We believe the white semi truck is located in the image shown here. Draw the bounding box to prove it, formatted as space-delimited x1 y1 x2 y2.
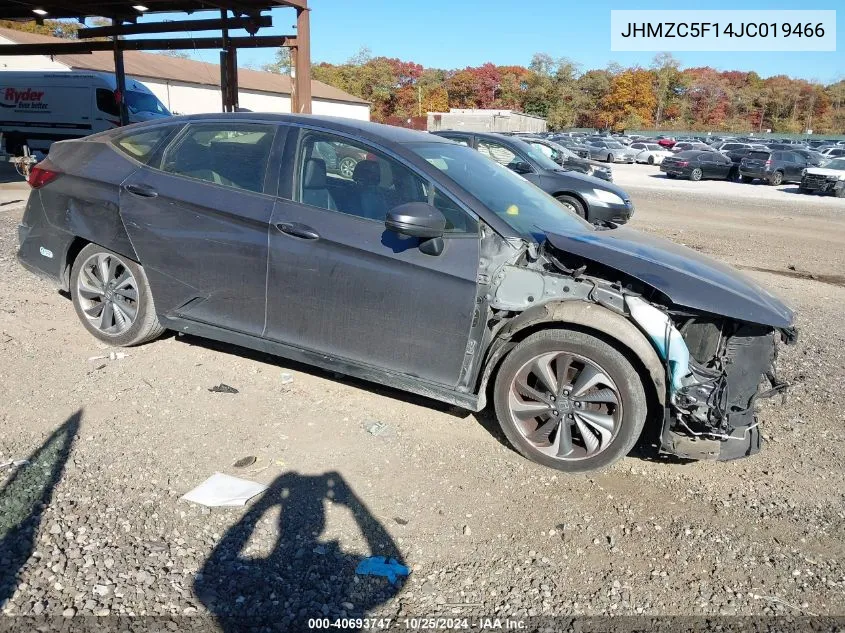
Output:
0 70 170 155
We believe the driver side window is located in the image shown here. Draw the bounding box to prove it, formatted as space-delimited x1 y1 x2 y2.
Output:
296 132 476 233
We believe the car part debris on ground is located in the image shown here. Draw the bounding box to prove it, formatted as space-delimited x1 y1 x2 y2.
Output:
181 473 267 507
208 384 239 394
87 351 128 362
280 372 294 385
364 420 391 436
232 456 257 469
355 556 409 585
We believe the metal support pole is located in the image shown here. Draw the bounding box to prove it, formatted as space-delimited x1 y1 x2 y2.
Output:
293 7 311 114
220 9 230 112
227 45 238 112
112 35 129 126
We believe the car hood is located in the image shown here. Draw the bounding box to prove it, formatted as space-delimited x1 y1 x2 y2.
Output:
805 167 845 177
547 169 629 199
544 227 794 328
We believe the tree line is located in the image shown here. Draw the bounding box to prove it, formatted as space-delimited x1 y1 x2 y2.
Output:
301 48 844 134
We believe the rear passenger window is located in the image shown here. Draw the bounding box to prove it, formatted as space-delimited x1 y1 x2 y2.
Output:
159 123 275 194
114 126 177 164
296 131 476 233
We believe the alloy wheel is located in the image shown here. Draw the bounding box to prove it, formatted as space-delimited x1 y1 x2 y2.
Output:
76 253 139 336
506 352 622 461
338 157 358 179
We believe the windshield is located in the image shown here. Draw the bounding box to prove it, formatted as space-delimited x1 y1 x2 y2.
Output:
408 142 592 241
605 141 623 149
520 141 563 171
824 158 845 170
125 90 170 116
646 144 662 151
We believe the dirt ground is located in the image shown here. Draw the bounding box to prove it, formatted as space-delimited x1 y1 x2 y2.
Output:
1 164 844 626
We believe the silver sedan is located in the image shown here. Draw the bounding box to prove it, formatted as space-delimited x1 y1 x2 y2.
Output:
586 140 637 163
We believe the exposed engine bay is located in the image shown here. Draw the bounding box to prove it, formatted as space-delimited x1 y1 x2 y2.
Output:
479 229 797 462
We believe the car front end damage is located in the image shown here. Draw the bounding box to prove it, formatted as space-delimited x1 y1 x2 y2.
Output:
473 226 796 463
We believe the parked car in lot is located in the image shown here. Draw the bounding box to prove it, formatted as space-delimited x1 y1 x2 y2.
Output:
433 130 631 223
16 113 796 472
628 142 672 165
739 150 809 185
660 150 737 181
656 136 676 149
819 147 845 163
671 142 715 154
798 157 845 197
549 136 591 158
524 138 613 182
586 139 637 163
713 142 752 153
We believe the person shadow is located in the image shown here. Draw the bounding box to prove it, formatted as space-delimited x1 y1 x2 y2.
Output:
0 410 81 608
195 471 407 632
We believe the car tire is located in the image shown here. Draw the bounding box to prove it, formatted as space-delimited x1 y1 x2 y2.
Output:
555 194 586 219
647 155 654 165
835 188 845 199
70 243 165 347
493 329 648 473
690 168 703 181
740 175 754 183
338 156 358 179
769 171 783 186
606 154 614 163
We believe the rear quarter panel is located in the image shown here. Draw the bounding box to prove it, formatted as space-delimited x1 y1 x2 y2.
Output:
46 140 138 251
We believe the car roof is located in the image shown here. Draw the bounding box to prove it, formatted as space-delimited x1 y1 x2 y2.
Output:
122 112 451 146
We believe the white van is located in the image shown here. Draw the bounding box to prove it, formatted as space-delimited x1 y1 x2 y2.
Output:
0 70 170 155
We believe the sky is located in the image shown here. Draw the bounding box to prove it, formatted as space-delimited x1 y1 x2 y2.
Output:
134 0 843 83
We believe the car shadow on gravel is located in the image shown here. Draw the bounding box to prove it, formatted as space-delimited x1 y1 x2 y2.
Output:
177 333 470 419
195 471 406 631
0 410 81 607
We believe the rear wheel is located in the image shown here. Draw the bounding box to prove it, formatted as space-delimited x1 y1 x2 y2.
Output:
70 243 164 346
606 154 614 163
769 171 784 186
647 155 654 165
690 168 703 181
555 194 586 219
338 156 358 179
493 329 648 473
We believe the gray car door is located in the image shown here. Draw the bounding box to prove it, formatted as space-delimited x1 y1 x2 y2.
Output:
118 121 279 336
264 126 480 388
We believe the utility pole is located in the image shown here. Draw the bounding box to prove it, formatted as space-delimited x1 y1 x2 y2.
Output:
418 84 422 117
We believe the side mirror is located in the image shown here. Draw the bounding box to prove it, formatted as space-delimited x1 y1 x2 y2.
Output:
509 161 533 174
385 202 445 239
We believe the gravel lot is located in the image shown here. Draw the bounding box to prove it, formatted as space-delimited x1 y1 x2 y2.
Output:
1 166 844 628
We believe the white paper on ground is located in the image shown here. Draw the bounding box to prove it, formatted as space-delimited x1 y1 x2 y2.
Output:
181 472 268 507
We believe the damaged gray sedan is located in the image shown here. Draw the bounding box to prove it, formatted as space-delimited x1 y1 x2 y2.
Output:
17 114 796 472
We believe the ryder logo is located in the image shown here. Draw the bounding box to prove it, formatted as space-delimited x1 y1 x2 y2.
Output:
0 87 48 109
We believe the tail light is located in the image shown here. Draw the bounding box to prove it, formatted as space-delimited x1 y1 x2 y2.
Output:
28 159 61 189
764 160 772 167
677 161 689 167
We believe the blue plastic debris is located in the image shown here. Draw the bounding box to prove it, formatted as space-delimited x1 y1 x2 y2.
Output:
355 556 409 585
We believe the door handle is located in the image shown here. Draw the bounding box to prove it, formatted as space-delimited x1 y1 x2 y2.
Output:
123 183 158 198
275 222 320 240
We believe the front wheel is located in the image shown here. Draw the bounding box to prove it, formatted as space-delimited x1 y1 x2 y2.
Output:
493 329 648 473
690 168 703 181
70 243 164 346
606 154 614 163
555 194 586 219
769 171 783 186
647 155 654 165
